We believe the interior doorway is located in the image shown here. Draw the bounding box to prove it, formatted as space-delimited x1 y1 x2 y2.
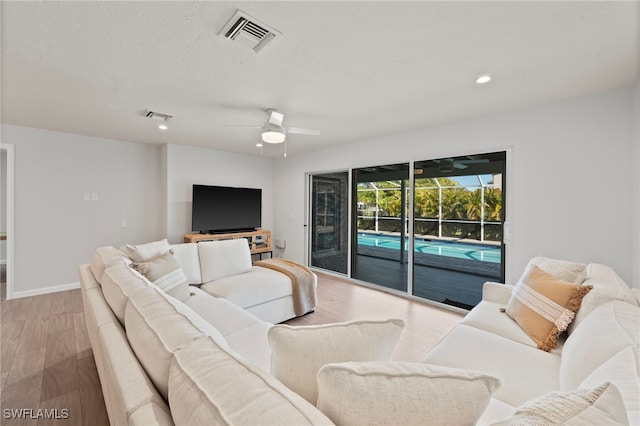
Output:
1 144 15 300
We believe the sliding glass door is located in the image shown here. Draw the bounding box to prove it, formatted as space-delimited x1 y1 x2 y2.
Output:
309 172 349 274
411 152 506 308
352 163 409 292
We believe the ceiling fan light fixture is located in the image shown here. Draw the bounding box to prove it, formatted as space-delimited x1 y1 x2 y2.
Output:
475 74 492 85
261 122 286 143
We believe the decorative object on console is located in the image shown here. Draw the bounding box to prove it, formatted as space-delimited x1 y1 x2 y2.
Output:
268 319 404 405
505 265 592 351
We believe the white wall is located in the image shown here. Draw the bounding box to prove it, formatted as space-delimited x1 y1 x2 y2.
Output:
164 144 274 244
1 125 163 295
1 150 6 262
633 80 640 288
273 87 637 286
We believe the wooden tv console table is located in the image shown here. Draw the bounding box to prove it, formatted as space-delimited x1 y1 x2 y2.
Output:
183 229 272 259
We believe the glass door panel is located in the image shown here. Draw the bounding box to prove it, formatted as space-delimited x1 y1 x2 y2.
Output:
412 152 506 309
310 172 349 274
352 163 410 292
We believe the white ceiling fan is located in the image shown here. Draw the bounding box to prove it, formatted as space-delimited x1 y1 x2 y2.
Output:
227 109 320 145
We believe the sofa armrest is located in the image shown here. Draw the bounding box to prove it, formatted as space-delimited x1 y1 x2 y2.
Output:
482 282 513 305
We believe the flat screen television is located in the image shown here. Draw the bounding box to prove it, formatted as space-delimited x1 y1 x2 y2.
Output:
191 185 262 233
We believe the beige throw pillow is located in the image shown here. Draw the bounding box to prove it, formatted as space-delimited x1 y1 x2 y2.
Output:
505 265 591 351
491 382 629 426
317 361 500 426
131 251 190 302
268 319 404 405
121 238 171 262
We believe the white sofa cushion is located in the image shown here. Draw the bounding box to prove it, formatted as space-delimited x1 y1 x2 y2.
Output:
560 300 640 424
491 382 629 426
100 263 150 325
121 238 171 262
317 361 500 426
522 256 587 284
169 243 202 285
268 319 404 405
90 246 130 283
168 337 334 426
124 286 229 400
423 324 561 408
131 251 191 302
200 266 292 309
569 263 639 334
198 239 252 283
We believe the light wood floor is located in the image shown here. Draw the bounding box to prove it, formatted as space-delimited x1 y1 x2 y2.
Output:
0 289 108 426
0 273 463 424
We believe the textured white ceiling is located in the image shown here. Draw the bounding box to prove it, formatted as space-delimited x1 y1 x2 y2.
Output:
2 1 638 157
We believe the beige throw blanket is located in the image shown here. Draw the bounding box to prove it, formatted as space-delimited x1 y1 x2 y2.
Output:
254 258 316 316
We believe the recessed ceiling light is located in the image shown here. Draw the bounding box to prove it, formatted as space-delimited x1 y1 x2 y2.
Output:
158 123 168 131
256 142 263 147
475 75 492 85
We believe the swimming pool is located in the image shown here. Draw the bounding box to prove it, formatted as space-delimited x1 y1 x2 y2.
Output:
357 233 501 263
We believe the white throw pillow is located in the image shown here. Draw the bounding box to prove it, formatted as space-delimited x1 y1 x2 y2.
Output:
490 382 629 426
520 256 587 284
100 263 150 325
569 263 639 334
198 239 252 283
317 361 500 426
121 239 171 262
268 319 404 405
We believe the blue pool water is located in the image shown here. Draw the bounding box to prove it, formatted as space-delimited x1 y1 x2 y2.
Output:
358 233 501 263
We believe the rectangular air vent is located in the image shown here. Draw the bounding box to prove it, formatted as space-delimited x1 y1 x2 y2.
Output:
219 10 281 54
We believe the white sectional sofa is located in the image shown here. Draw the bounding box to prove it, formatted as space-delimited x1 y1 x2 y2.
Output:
423 257 640 425
80 241 640 425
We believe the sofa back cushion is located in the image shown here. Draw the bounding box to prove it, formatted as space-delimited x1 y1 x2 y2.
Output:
198 239 252 283
569 263 638 334
168 337 334 426
268 319 404 405
560 300 639 423
97 322 174 426
169 243 202 284
101 263 150 325
522 256 587 284
124 286 229 401
90 246 130 284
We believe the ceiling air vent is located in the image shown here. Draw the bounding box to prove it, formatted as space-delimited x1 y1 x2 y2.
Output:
219 10 281 54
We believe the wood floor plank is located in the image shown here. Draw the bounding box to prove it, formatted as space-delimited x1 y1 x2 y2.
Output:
47 312 74 334
1 373 43 426
15 320 50 355
44 329 76 368
38 390 83 426
5 348 46 386
40 357 79 403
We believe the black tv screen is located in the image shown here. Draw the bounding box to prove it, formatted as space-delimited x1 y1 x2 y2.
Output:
192 185 262 233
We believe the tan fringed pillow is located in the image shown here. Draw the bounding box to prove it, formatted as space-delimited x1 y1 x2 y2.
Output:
505 265 591 351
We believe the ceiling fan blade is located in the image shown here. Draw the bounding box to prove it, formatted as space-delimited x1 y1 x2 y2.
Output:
454 163 468 169
267 110 284 126
459 159 490 164
286 127 320 136
224 124 262 128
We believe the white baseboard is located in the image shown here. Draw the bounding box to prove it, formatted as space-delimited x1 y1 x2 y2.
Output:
11 282 81 299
